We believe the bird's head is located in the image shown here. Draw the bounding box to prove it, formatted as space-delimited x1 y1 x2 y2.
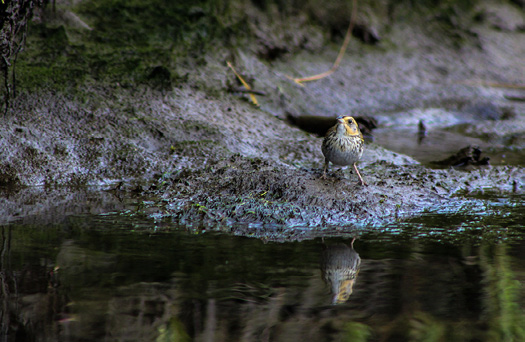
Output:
336 116 360 136
332 278 356 304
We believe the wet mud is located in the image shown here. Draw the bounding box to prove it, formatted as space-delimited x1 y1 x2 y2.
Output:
0 0 524 227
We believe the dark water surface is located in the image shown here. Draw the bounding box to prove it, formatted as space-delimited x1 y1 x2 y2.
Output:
1 193 524 341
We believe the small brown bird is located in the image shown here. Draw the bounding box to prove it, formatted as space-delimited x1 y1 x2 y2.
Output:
321 115 367 185
320 239 361 304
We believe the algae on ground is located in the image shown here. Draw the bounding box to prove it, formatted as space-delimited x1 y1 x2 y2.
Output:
1 0 524 227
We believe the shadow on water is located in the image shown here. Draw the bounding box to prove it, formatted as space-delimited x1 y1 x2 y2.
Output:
1 193 524 341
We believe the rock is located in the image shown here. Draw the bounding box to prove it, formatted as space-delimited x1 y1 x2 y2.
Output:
430 145 490 168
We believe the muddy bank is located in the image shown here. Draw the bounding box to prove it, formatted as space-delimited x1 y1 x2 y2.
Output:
154 153 521 228
0 0 524 227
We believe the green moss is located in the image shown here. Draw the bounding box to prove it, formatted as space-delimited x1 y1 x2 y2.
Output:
12 0 484 95
14 0 246 93
79 0 233 47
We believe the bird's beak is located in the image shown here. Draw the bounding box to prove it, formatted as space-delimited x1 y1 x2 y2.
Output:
337 118 345 124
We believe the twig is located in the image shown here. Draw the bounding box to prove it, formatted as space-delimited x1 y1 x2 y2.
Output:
229 87 267 96
460 80 525 89
288 0 358 85
226 61 259 106
504 95 525 102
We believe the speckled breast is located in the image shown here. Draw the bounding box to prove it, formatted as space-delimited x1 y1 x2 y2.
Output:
322 136 364 166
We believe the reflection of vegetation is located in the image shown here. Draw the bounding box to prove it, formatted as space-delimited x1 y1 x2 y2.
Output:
3 215 525 341
367 241 525 342
343 321 372 342
481 243 525 341
157 318 191 342
409 311 446 342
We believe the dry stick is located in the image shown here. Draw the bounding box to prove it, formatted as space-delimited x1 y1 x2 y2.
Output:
504 95 525 102
2 57 10 115
289 0 358 85
226 61 259 106
233 88 267 96
460 80 525 90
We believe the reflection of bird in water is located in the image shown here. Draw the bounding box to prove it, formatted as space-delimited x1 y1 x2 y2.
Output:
321 238 361 304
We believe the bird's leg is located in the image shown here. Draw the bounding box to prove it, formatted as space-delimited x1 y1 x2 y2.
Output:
353 163 367 186
321 159 330 179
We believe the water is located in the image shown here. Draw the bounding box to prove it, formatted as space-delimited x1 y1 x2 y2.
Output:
1 193 524 342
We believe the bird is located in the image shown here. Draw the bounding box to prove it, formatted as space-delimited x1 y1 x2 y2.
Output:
321 115 367 185
320 238 361 304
